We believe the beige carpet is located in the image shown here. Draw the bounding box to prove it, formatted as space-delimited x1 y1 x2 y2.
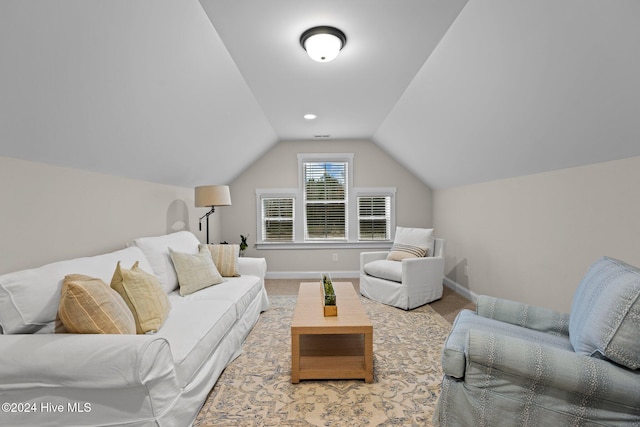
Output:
194 295 453 427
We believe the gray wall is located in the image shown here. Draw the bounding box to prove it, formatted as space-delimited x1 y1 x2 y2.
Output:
433 156 640 312
220 140 433 276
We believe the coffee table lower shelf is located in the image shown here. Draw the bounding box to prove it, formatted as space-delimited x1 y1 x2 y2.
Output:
292 333 373 383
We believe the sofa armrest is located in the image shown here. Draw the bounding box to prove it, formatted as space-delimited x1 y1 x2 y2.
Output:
0 334 176 390
402 256 445 286
360 252 388 274
237 257 267 279
465 329 640 409
476 295 570 337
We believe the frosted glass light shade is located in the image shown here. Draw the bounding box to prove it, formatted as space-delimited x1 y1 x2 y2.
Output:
300 26 346 63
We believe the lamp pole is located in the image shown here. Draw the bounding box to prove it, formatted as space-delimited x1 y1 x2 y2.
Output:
198 206 216 244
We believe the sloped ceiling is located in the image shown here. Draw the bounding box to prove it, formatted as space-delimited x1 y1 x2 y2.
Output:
375 0 640 188
1 0 639 190
0 0 277 187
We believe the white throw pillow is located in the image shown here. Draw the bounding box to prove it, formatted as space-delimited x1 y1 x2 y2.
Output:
387 227 434 261
131 231 201 293
0 247 152 334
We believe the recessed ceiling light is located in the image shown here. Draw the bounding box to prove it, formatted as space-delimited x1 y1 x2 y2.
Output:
304 113 317 120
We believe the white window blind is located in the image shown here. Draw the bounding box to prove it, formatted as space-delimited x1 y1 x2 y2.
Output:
261 197 294 242
303 161 347 240
358 196 391 240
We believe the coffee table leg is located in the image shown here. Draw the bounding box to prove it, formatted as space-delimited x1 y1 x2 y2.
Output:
291 330 300 383
364 330 373 383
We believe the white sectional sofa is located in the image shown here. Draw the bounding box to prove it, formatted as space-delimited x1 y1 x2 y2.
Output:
0 231 269 426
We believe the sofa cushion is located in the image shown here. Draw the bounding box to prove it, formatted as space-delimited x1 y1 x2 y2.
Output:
364 259 403 283
170 274 263 320
0 246 152 334
155 299 237 388
131 231 201 294
387 227 433 261
569 256 640 370
111 261 171 334
58 274 136 334
170 246 224 296
200 244 241 277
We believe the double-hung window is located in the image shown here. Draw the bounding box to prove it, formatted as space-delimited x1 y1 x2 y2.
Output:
303 160 348 240
256 190 295 243
357 195 391 241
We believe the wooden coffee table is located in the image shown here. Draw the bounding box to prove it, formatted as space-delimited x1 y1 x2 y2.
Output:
291 282 373 383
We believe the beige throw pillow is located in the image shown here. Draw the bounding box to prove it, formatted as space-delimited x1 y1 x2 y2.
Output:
170 246 224 296
58 274 135 334
111 261 171 334
200 244 241 277
387 244 429 261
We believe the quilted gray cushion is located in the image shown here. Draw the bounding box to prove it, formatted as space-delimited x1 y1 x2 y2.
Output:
569 256 640 370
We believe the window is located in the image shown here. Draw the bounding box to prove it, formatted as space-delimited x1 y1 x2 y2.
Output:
303 161 347 240
261 197 294 242
358 196 391 240
256 190 296 244
256 154 395 249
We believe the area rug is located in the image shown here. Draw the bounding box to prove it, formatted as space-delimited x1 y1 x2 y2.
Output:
194 296 453 427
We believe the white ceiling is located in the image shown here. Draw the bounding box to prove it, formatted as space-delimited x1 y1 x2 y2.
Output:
1 0 639 189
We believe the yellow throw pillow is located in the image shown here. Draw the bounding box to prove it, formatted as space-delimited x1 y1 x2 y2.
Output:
58 274 135 334
170 246 224 296
111 261 171 334
201 244 241 277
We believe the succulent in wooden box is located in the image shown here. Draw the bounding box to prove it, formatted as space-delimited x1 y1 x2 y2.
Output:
321 273 336 306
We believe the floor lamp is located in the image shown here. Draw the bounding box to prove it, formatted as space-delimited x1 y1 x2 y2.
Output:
195 185 232 244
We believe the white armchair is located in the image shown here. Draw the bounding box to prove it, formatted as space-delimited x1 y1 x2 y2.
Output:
360 238 445 310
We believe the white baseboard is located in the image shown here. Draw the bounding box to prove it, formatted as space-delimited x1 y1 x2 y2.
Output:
443 277 478 303
266 271 360 280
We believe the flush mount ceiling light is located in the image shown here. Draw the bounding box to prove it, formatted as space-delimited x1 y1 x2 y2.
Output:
300 26 347 62
304 113 317 120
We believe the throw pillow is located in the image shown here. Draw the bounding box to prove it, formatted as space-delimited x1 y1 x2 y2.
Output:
569 256 640 370
110 261 171 334
387 227 434 261
200 244 241 277
170 246 224 296
58 274 135 334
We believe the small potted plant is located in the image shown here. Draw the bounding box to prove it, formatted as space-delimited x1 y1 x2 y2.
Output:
239 234 249 256
321 273 337 316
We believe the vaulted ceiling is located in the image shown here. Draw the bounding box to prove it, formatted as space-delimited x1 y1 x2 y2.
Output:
1 0 639 190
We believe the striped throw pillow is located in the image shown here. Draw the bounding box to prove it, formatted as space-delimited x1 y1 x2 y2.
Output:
387 243 429 261
58 274 135 334
111 261 171 334
202 244 241 277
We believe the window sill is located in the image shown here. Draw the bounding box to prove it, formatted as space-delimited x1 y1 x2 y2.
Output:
255 241 393 250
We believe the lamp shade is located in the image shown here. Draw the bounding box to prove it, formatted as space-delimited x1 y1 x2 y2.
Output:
300 26 346 63
195 185 232 207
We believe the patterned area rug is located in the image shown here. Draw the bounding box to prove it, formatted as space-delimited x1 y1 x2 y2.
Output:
194 296 452 427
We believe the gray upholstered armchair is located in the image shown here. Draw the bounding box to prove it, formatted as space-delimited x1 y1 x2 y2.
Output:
434 256 640 426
